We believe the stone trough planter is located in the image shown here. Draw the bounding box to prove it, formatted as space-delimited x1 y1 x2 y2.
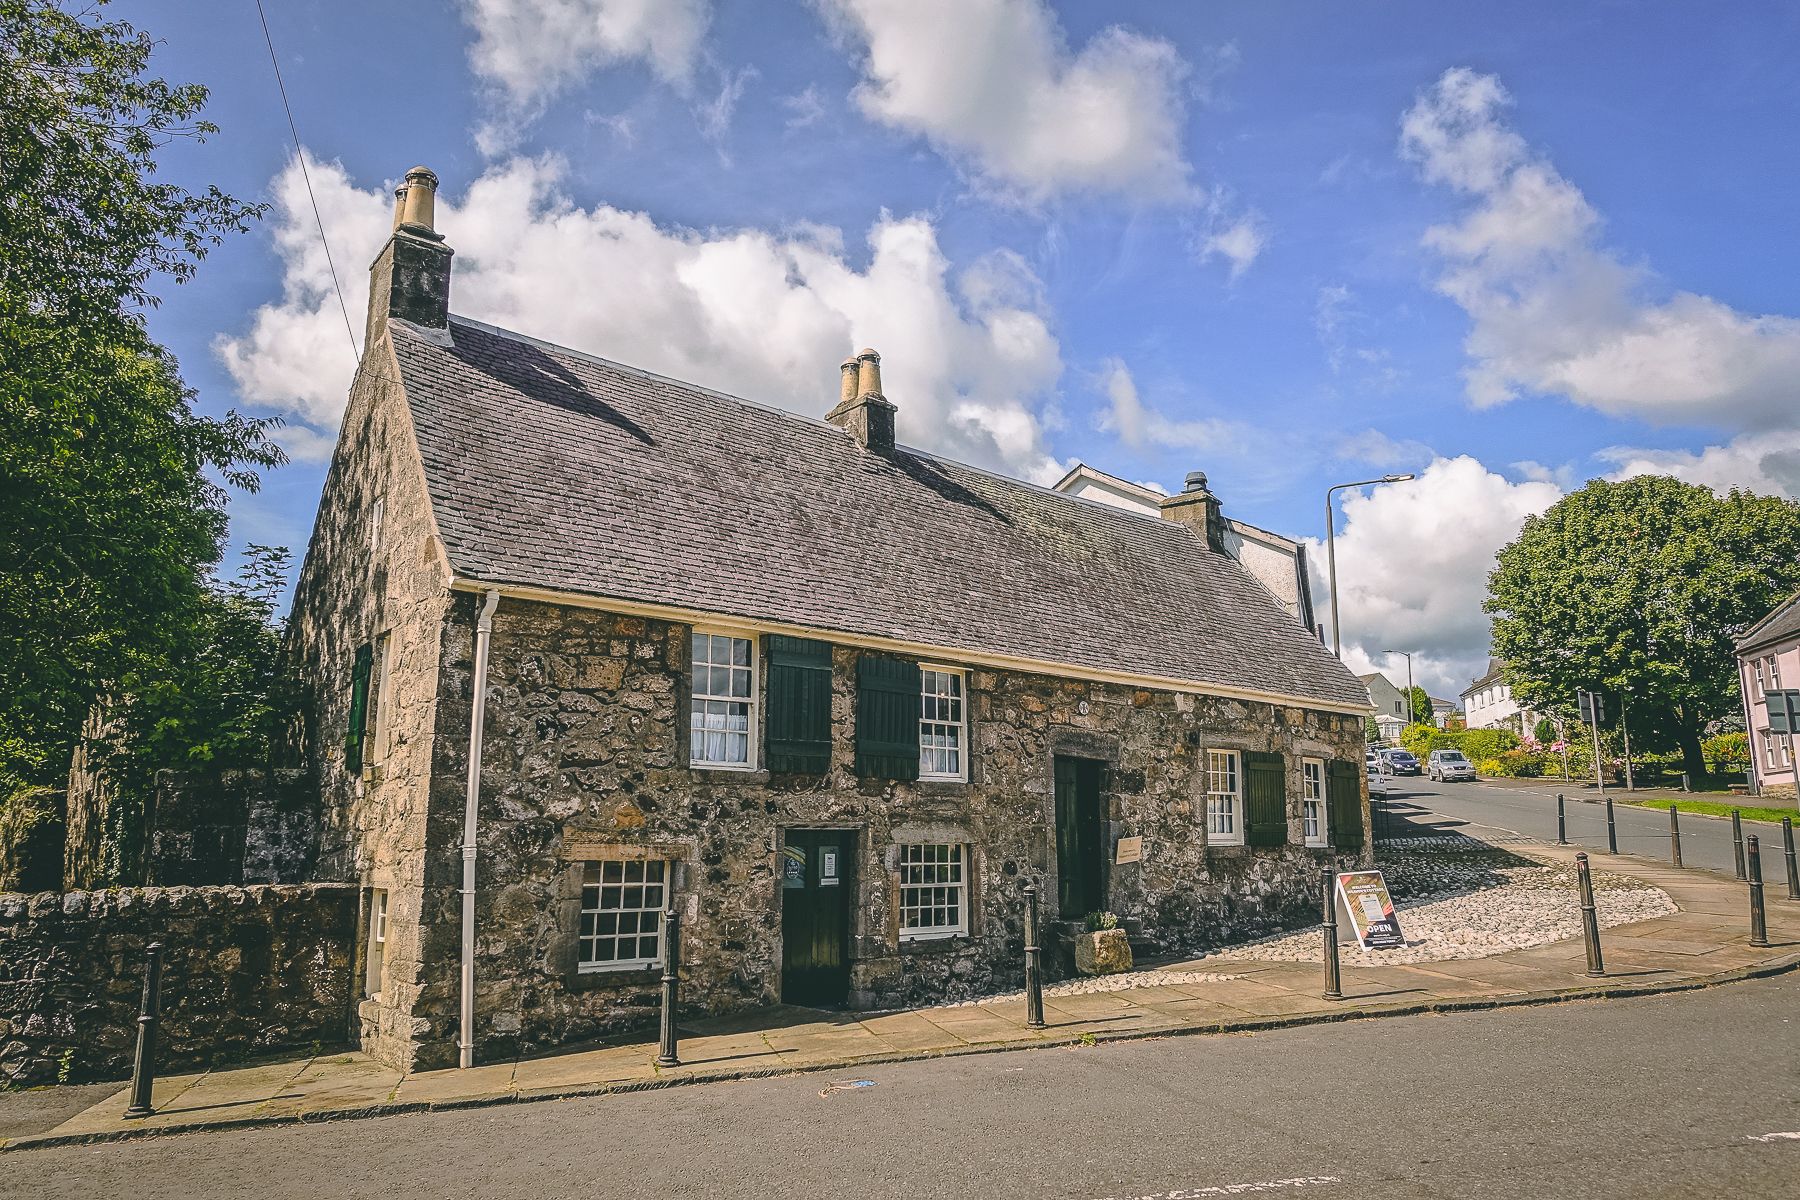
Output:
1074 927 1133 976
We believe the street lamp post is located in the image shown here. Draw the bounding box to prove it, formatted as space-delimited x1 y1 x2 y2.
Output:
1384 650 1415 727
1325 475 1416 658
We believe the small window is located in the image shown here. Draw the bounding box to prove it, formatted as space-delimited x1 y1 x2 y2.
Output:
1301 758 1327 848
919 667 967 781
898 844 967 939
1753 659 1767 700
1770 656 1784 691
365 632 391 767
690 632 754 768
1206 749 1243 845
369 495 385 556
364 889 388 997
579 859 668 971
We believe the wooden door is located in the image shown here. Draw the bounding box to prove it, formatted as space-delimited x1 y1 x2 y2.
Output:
780 829 854 1006
1053 756 1105 917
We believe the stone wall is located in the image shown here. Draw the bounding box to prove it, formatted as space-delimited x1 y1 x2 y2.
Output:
390 596 1367 1071
284 330 458 1070
146 769 318 886
0 788 64 894
0 883 357 1085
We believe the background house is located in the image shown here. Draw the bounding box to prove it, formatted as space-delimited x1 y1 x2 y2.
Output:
1053 464 1318 634
1461 659 1538 733
1737 591 1800 798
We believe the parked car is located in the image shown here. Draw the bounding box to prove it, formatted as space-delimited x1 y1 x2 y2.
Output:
1366 764 1390 796
1428 749 1476 781
1382 748 1421 776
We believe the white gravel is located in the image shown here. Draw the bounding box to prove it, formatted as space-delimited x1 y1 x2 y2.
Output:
1205 854 1676 968
945 968 1246 1008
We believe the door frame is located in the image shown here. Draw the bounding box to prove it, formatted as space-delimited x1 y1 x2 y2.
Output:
1051 753 1109 920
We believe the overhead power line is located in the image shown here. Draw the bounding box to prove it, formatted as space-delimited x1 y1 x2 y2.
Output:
253 0 360 363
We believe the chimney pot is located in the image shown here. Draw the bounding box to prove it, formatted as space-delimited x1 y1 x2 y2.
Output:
1159 467 1227 553
1184 470 1208 494
856 348 883 398
399 165 441 237
392 185 408 231
840 358 859 406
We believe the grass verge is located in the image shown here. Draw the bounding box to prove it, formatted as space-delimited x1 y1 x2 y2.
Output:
1621 797 1798 825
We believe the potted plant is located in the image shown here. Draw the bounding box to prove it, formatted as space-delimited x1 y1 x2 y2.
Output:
1074 911 1133 975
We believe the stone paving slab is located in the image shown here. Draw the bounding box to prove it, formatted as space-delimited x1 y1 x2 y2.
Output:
9 845 1800 1152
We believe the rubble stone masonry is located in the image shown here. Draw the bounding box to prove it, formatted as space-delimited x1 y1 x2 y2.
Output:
391 596 1368 1070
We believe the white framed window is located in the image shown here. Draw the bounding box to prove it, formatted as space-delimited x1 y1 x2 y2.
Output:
366 632 392 765
919 667 967 781
579 859 668 971
1206 749 1242 845
1301 758 1327 848
364 889 388 997
690 631 754 769
897 844 967 939
1753 658 1767 700
1770 656 1784 691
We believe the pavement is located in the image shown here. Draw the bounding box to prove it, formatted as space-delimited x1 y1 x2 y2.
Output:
6 827 1797 1154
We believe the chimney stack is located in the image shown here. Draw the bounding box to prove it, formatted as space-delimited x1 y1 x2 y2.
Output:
1159 470 1228 553
825 347 897 452
367 164 454 349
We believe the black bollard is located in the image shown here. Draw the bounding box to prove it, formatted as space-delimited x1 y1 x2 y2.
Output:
1605 795 1617 854
656 908 681 1068
123 942 165 1119
1556 793 1568 845
1732 810 1746 881
1783 817 1800 902
1023 884 1046 1029
1669 805 1682 868
1321 868 1343 1001
1748 836 1769 949
1575 854 1605 978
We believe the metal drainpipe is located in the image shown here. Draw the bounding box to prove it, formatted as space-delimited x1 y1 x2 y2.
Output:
459 588 501 1069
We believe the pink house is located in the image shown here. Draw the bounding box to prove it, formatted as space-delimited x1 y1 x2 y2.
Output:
1738 590 1800 799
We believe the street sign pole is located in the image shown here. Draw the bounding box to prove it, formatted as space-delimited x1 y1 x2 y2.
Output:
1580 690 1607 797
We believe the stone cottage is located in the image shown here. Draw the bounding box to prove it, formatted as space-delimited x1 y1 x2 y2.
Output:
287 166 1376 1073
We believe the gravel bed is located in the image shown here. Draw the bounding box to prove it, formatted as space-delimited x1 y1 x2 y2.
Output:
1206 852 1676 967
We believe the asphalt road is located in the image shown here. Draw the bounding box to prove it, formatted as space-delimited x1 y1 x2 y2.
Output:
1378 775 1797 880
8 974 1800 1199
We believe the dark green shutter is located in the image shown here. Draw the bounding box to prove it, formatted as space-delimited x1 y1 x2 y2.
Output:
345 644 372 774
1327 759 1364 851
1244 751 1288 847
855 654 920 780
765 635 833 774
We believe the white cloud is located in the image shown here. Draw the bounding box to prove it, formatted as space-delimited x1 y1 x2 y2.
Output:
1094 358 1244 454
1314 284 1401 387
1401 67 1800 429
1198 213 1266 281
461 0 709 105
818 0 1193 202
1597 431 1800 499
1335 429 1433 470
696 65 758 154
218 154 1068 484
1306 456 1562 697
781 84 828 131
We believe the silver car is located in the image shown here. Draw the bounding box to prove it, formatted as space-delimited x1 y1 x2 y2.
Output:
1428 749 1476 781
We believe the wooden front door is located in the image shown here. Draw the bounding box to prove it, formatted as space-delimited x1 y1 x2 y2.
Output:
1053 756 1106 918
780 829 854 1006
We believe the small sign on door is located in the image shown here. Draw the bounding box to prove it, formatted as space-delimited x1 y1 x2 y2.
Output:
820 848 840 886
1114 836 1143 865
781 846 806 889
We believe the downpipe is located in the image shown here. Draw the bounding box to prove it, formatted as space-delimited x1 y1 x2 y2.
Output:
459 589 501 1069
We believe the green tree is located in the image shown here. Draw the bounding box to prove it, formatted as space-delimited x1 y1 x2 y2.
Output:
1486 477 1800 780
1402 686 1432 727
0 0 279 796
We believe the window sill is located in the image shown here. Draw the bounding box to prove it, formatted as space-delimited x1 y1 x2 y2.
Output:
899 932 970 954
689 761 758 774
1206 842 1249 855
569 964 662 991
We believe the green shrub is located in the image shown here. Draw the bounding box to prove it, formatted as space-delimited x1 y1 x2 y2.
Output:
1477 757 1507 777
1702 732 1749 772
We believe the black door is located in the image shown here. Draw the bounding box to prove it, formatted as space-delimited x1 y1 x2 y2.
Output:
781 829 854 1006
1053 756 1106 917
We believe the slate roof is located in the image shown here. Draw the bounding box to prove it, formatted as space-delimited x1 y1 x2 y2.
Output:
390 316 1371 710
1737 591 1800 655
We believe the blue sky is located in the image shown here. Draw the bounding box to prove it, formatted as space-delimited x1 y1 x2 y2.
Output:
130 1 1800 696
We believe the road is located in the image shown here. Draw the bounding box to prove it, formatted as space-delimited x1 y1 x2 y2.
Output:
1378 775 1796 880
7 974 1800 1199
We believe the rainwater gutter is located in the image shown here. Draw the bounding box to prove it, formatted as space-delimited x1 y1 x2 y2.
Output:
458 588 501 1069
